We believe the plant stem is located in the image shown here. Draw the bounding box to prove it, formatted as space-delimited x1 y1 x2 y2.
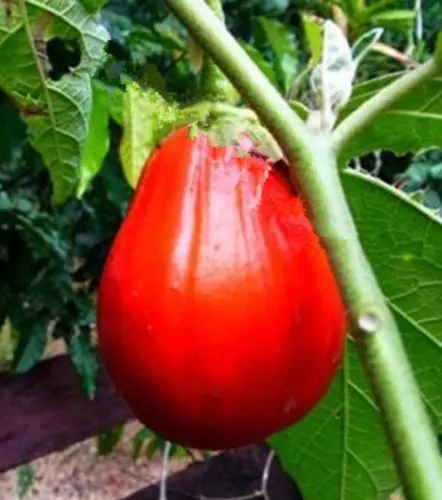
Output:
332 59 438 153
198 0 238 104
165 0 442 497
168 0 315 163
205 0 224 18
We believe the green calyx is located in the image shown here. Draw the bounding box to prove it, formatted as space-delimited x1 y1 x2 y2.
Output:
121 83 286 190
180 101 284 163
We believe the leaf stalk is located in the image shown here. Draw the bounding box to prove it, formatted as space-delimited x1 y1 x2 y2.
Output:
332 59 439 154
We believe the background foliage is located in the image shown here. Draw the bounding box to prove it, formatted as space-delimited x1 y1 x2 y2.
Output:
1 1 441 499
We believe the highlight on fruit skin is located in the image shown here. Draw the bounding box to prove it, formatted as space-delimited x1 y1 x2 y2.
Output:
97 126 347 451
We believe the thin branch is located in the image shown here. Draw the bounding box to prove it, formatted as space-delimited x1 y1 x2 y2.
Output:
260 450 274 500
159 441 172 500
372 42 418 68
198 0 238 104
332 58 439 153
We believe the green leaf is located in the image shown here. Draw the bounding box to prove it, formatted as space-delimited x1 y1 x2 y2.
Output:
370 10 415 33
337 74 442 165
67 328 99 399
255 17 299 95
146 435 165 459
270 170 442 499
0 0 109 203
301 14 322 67
77 81 110 197
81 0 109 13
97 425 124 455
430 163 442 180
337 0 361 18
11 322 47 374
119 83 176 188
93 80 124 125
131 427 153 460
351 28 384 64
289 100 309 121
240 41 279 87
0 320 14 370
188 36 204 74
436 31 442 68
400 162 431 189
139 63 167 94
0 97 27 167
16 464 34 499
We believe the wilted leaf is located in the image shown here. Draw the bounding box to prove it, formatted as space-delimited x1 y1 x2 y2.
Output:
311 20 356 114
119 83 177 188
270 169 442 499
301 14 322 67
0 0 109 203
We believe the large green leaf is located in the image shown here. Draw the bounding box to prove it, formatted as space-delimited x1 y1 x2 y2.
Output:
369 10 414 34
255 16 299 95
77 81 111 197
270 170 442 500
337 73 442 165
240 40 279 88
0 0 109 203
81 0 109 13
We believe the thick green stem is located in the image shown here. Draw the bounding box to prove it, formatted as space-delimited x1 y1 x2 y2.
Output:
198 0 238 104
165 0 442 497
332 59 439 153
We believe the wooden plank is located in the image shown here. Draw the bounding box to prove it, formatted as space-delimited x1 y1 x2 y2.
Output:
123 444 302 500
0 355 134 473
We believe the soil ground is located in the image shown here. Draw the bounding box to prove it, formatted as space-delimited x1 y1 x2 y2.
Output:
0 420 190 499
